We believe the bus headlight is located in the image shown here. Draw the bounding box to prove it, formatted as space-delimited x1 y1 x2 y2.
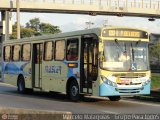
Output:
101 75 117 87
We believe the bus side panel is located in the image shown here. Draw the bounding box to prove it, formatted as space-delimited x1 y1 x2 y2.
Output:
3 61 32 88
3 62 16 86
42 61 80 93
22 62 32 88
42 61 68 92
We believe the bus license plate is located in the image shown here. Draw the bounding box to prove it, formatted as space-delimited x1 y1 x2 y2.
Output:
120 79 131 84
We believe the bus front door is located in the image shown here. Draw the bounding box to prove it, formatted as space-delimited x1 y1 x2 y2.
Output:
81 37 98 94
32 43 43 89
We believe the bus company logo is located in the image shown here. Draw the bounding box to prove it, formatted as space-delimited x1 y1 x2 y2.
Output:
1 114 8 120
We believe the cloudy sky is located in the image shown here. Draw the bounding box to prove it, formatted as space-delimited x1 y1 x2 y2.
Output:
5 12 160 34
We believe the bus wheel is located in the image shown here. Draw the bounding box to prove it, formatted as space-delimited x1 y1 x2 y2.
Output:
17 76 26 94
108 96 121 101
69 81 79 101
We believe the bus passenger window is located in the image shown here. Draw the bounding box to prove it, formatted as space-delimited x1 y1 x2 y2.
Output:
13 45 21 61
4 46 11 62
22 44 31 61
44 41 53 61
66 39 78 61
55 40 65 60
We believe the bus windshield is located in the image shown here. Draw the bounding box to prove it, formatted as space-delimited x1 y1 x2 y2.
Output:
102 40 149 71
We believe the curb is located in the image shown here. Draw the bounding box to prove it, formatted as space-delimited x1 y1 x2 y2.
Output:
0 107 72 120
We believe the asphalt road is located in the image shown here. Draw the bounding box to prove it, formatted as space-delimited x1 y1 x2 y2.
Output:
0 82 160 114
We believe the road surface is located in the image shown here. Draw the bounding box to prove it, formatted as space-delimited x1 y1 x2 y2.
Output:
0 82 160 114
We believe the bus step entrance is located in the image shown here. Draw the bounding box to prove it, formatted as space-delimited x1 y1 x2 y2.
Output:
84 80 92 88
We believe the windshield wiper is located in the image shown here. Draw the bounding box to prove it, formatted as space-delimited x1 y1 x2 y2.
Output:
131 43 134 62
114 39 124 53
135 40 141 47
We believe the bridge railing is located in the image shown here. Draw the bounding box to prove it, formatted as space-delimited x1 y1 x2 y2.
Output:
10 0 160 10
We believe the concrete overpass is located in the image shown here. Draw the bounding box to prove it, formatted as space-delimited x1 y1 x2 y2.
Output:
0 0 160 18
0 0 160 41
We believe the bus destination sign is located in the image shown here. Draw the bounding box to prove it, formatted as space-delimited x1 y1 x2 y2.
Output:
102 29 148 38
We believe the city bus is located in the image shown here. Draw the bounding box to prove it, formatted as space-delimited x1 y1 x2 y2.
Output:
1 27 150 101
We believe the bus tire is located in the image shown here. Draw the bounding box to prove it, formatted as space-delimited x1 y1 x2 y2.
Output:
108 96 121 101
69 81 79 101
17 76 26 94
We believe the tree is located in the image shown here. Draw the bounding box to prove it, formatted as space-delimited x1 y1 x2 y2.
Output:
149 43 160 65
26 18 40 32
10 18 61 39
20 28 36 38
10 22 36 39
26 18 61 35
40 23 61 34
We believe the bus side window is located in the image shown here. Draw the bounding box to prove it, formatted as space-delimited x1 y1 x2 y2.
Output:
66 38 79 61
55 40 65 61
21 44 31 61
44 41 53 61
4 46 11 62
12 45 21 61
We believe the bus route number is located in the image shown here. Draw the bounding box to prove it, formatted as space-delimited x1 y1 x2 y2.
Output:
45 65 61 74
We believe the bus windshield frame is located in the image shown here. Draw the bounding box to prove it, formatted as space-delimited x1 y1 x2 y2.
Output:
101 40 149 72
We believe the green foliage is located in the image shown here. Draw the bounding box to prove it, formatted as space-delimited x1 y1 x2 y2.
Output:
149 43 160 65
40 23 61 34
20 28 36 38
10 26 36 39
149 43 160 58
10 18 61 39
151 73 160 89
26 18 40 32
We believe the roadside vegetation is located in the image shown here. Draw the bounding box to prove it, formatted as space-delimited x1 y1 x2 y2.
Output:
151 73 160 90
10 17 61 39
149 43 160 90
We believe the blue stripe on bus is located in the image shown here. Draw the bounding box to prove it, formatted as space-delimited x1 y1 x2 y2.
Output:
3 62 30 76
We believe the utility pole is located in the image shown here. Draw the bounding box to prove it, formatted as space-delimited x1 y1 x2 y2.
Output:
16 0 20 39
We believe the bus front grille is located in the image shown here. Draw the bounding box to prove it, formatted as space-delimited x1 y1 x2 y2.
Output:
117 83 141 85
117 88 142 93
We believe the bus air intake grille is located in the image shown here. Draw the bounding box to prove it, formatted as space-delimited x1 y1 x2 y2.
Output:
117 88 142 93
117 83 141 85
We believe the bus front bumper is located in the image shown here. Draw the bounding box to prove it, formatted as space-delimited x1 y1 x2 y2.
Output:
99 82 150 96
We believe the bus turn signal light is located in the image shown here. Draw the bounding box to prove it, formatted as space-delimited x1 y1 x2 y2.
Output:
68 63 78 68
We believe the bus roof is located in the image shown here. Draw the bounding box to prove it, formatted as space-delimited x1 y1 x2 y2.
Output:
3 26 148 44
3 28 101 44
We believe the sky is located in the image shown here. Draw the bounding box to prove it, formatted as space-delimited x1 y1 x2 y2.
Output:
1 12 160 34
